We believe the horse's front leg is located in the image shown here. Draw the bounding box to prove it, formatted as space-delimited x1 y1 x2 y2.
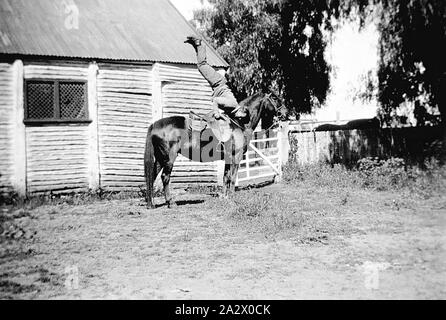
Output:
222 163 231 198
229 149 243 194
229 163 240 194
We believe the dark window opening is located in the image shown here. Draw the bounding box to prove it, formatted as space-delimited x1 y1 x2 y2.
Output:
25 79 89 124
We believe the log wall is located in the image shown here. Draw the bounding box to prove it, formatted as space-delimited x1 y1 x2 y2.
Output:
1 61 222 196
24 62 90 194
97 63 153 191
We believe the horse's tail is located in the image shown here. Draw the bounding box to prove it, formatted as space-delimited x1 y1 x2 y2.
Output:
144 124 155 208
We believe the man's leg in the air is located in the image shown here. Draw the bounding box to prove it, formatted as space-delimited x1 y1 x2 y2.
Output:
185 36 225 88
185 36 247 118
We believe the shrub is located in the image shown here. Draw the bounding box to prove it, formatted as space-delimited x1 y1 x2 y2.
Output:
210 187 353 242
406 159 446 199
283 157 446 197
283 161 359 190
222 190 304 235
357 157 408 190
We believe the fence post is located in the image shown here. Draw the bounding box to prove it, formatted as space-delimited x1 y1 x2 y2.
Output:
278 121 290 168
276 122 290 182
87 62 100 191
246 152 250 179
11 60 26 197
152 63 163 121
216 160 224 186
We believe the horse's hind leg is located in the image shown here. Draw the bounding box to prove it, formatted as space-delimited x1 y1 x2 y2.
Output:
161 162 175 208
148 161 162 208
144 130 158 209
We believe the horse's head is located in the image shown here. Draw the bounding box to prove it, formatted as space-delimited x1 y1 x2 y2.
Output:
260 92 284 130
239 91 284 131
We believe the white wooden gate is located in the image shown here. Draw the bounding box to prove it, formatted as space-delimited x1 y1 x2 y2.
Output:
236 128 283 186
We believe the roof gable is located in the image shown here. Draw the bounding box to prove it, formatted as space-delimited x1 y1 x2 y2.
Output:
0 0 228 67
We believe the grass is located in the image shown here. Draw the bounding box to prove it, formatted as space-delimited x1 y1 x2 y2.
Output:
1 159 445 299
207 158 446 241
0 187 151 212
282 158 446 197
2 157 445 244
208 187 355 242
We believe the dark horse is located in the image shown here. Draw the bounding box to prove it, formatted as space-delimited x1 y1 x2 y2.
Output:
144 92 279 208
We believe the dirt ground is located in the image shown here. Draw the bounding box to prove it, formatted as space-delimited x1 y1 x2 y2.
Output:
1 182 445 300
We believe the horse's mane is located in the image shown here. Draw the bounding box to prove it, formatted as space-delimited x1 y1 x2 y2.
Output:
239 92 264 110
234 92 276 130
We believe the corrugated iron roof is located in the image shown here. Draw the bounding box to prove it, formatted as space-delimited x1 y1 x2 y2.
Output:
0 0 228 67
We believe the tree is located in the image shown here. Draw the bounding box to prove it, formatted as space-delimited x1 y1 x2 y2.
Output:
337 0 445 157
331 0 445 127
375 1 446 127
193 0 282 102
278 0 332 114
195 0 446 128
194 0 335 117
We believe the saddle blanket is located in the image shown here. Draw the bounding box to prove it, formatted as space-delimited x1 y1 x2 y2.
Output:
189 111 231 142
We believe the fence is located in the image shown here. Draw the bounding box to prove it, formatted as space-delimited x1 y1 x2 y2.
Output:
289 125 444 167
236 129 281 186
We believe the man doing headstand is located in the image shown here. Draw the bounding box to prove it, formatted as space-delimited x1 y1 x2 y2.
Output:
184 35 247 119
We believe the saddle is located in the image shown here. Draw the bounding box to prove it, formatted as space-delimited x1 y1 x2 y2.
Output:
189 110 232 142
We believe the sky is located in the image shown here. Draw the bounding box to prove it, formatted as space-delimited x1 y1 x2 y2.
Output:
315 21 379 122
171 0 379 122
170 0 209 21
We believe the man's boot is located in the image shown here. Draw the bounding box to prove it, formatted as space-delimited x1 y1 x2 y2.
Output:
184 35 202 47
233 105 247 118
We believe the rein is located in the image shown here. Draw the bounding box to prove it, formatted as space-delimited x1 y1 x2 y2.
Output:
228 116 244 129
262 93 283 132
264 93 285 114
190 110 244 130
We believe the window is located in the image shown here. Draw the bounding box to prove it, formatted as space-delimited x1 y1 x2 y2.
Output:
25 79 89 123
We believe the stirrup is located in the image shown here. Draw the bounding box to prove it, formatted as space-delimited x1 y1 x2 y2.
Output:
189 110 207 131
190 110 205 121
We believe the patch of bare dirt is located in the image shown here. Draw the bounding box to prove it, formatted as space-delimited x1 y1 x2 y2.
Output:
1 184 445 299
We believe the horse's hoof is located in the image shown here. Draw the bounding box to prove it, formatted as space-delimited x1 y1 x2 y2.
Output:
167 201 177 208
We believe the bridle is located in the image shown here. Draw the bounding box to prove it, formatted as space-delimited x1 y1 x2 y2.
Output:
264 93 277 112
262 93 285 131
232 92 285 131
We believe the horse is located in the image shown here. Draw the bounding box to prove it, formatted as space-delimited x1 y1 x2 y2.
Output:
143 92 280 208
